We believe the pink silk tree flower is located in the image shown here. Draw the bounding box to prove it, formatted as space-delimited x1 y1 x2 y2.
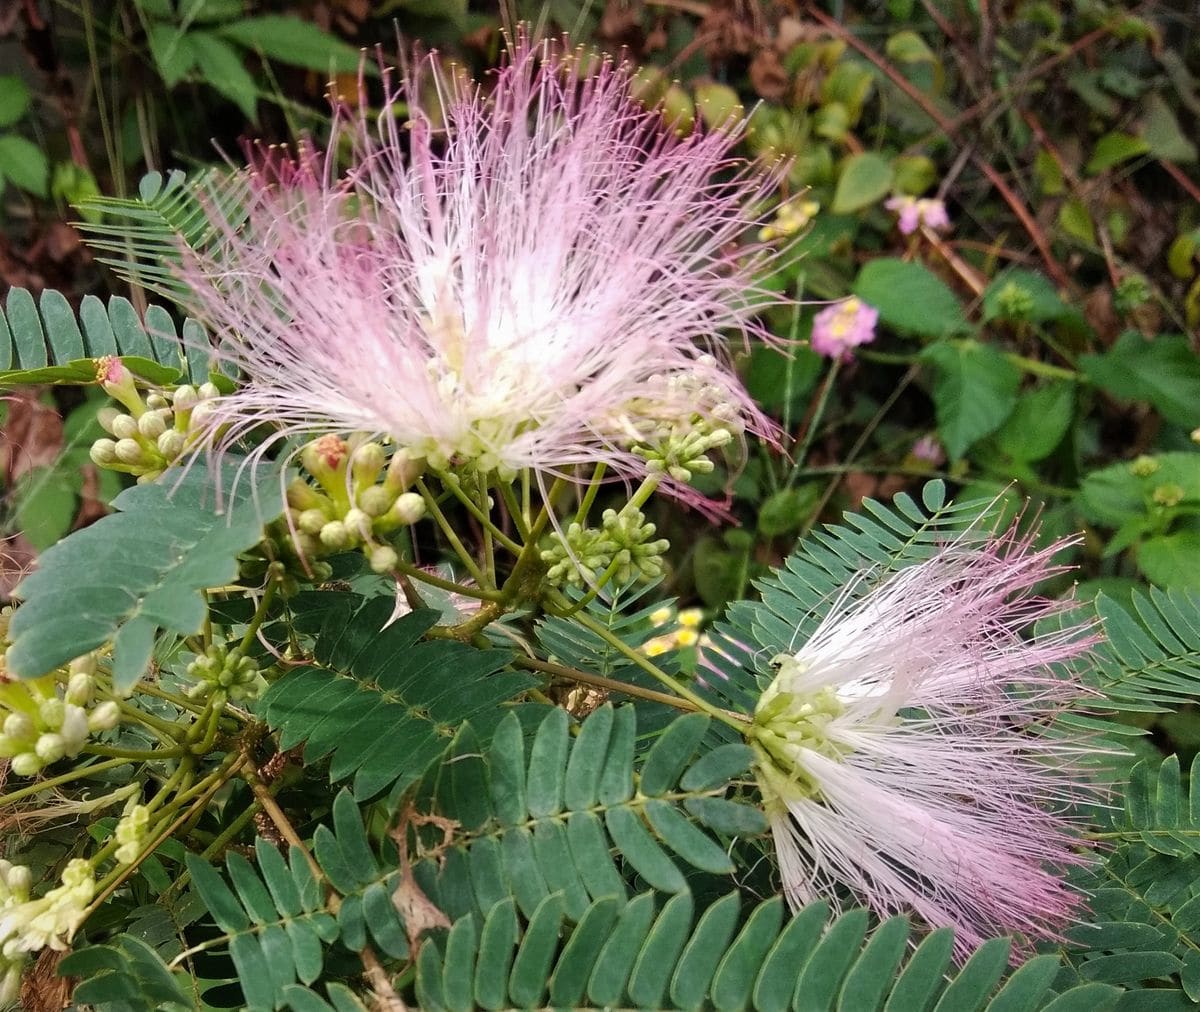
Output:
750 529 1101 958
885 194 951 235
176 36 788 495
810 297 878 361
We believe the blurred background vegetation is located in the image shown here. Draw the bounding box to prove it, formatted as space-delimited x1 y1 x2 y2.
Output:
1 0 1198 754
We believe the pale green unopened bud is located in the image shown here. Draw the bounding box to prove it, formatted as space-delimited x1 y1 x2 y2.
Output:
66 672 94 706
352 442 386 484
369 546 399 574
110 413 139 439
358 485 394 518
343 509 369 541
3 713 33 740
4 864 30 898
114 438 145 465
172 385 199 411
190 401 218 429
298 509 328 534
10 752 42 776
90 439 118 465
1153 483 1185 508
35 733 66 763
97 406 122 434
198 382 221 400
1130 455 1160 478
138 410 168 439
146 393 169 410
69 654 97 677
88 701 120 732
391 492 426 525
320 521 349 550
0 735 18 759
286 479 326 511
60 704 89 748
385 448 423 492
39 698 65 730
157 430 185 459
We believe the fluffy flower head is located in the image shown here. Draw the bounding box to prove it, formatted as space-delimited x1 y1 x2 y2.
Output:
750 528 1100 957
810 297 878 361
179 35 786 493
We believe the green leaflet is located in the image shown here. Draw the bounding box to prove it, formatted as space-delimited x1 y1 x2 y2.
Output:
6 460 280 690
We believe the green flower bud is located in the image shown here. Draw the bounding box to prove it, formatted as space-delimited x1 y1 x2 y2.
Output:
88 701 120 732
298 508 328 534
39 698 65 730
369 545 399 574
358 485 394 518
352 442 386 485
1130 455 1160 477
90 439 119 465
343 509 369 541
0 735 19 759
35 733 66 763
145 393 170 410
286 479 327 511
69 654 97 677
157 430 186 459
198 382 221 400
3 713 34 740
172 385 199 411
385 448 423 492
10 752 43 776
320 521 350 550
66 672 94 706
391 492 426 525
110 413 139 440
138 410 168 439
114 438 145 465
1153 483 1185 508
97 406 122 434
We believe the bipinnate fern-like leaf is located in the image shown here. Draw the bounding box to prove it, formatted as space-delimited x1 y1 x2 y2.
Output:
76 169 239 302
414 891 1122 1011
258 596 537 800
1061 754 1200 1002
5 460 281 690
0 284 211 387
410 704 767 929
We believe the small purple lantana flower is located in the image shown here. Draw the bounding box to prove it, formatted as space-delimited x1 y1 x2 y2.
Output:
885 194 951 235
748 527 1102 958
810 297 878 361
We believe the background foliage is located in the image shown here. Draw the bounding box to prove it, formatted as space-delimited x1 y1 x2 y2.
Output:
1 0 1199 1009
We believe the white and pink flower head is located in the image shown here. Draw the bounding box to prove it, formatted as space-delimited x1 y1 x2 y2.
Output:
750 525 1103 958
177 33 789 498
885 194 952 236
810 297 878 361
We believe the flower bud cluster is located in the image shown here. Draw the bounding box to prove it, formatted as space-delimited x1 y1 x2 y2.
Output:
283 436 427 575
0 655 120 778
759 199 819 242
542 506 670 587
993 281 1036 322
185 644 266 703
89 361 223 482
612 360 739 483
114 804 151 865
0 858 96 1001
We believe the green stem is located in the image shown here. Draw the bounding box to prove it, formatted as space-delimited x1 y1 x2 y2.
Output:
860 347 1080 382
114 698 185 741
393 557 504 601
0 756 135 809
626 475 662 514
551 558 623 618
568 607 748 731
83 744 186 761
239 575 280 655
573 463 608 526
416 478 489 587
785 358 839 491
515 655 706 713
497 480 532 542
436 473 523 554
